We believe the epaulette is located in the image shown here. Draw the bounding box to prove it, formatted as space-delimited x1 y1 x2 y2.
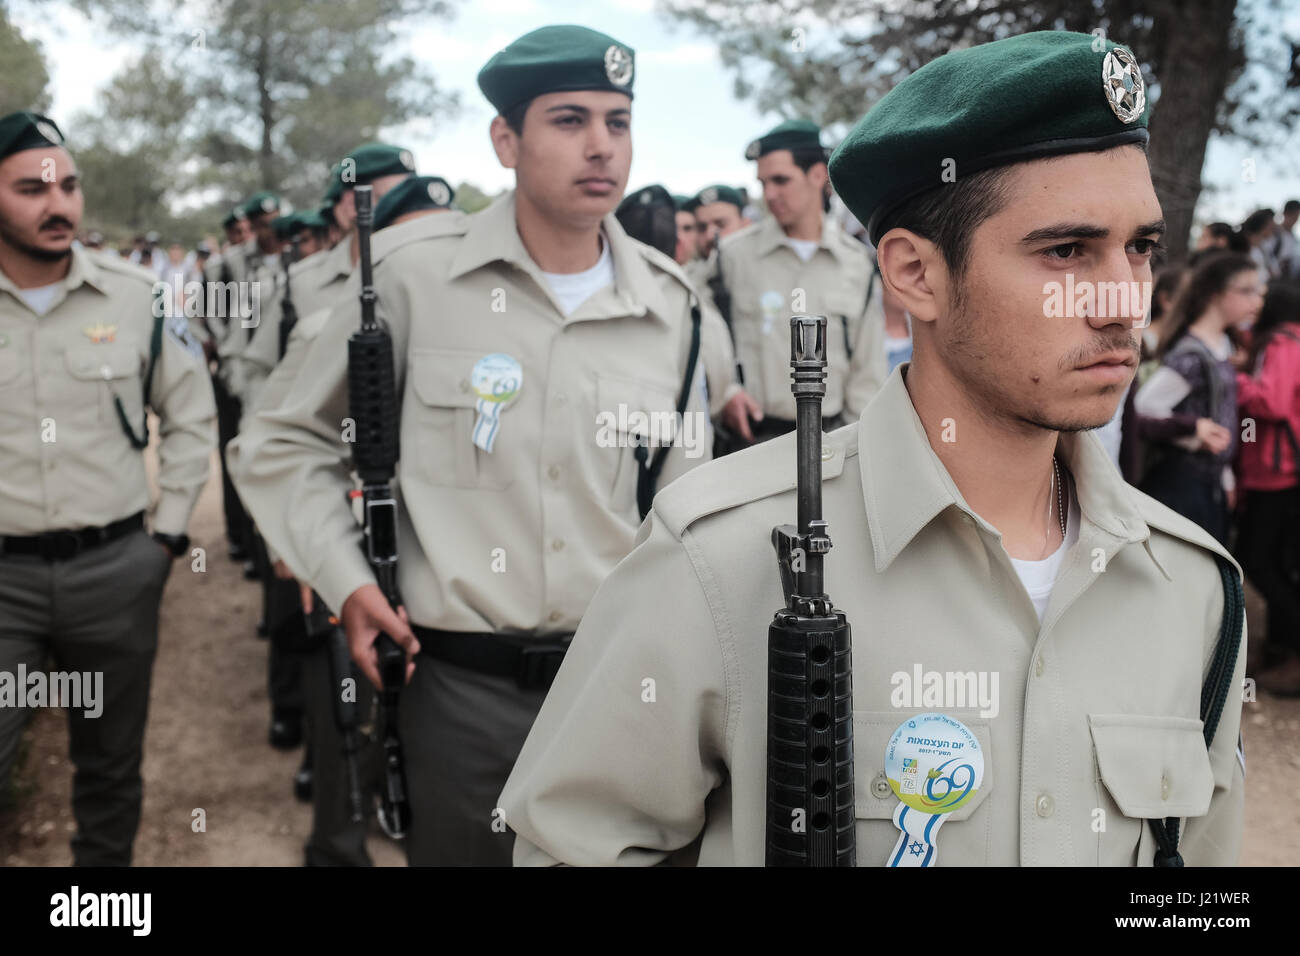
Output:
90 253 158 287
372 210 469 265
654 420 858 539
1130 487 1241 576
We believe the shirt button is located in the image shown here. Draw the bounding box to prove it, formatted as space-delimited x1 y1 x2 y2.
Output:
821 444 833 461
548 610 562 623
1160 774 1170 800
871 774 891 799
1034 654 1045 677
458 379 470 393
551 538 564 551
547 464 561 480
1035 793 1055 818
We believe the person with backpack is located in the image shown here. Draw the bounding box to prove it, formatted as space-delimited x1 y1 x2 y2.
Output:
1236 281 1300 693
1135 252 1264 543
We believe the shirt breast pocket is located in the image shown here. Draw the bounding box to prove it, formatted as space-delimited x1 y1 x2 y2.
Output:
1089 713 1214 866
851 710 994 866
64 344 142 427
596 373 678 515
406 348 512 491
0 348 21 389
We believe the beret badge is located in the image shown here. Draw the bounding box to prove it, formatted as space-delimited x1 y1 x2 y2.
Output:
604 45 633 87
1102 47 1145 124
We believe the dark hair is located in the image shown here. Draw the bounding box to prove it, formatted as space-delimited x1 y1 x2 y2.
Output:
1206 222 1234 240
1156 252 1257 360
1242 209 1275 235
1246 280 1300 367
789 146 831 213
503 99 531 136
1151 265 1186 321
1285 200 1300 216
874 164 1016 281
616 195 677 259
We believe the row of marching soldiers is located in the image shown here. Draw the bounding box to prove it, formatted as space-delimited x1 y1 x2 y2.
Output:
201 148 461 865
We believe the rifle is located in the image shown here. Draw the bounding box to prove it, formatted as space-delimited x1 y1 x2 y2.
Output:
347 184 410 840
766 314 856 866
304 594 366 825
278 235 301 361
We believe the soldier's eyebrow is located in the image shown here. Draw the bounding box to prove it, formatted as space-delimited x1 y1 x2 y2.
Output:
544 104 630 119
1020 218 1166 243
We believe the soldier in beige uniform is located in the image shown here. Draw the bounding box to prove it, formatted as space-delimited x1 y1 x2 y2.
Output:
498 32 1248 866
0 112 215 866
231 26 711 865
714 120 886 445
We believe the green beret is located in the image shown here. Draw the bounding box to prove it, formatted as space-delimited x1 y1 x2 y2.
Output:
334 142 416 189
242 190 281 218
744 119 823 161
477 25 635 115
271 213 298 240
322 165 345 204
829 31 1151 244
0 111 65 161
221 206 248 229
374 176 456 231
617 184 672 217
691 184 745 212
671 193 692 211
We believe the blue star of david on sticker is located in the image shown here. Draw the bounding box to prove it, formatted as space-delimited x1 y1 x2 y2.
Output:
910 841 924 856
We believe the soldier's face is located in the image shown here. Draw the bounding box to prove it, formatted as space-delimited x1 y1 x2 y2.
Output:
497 90 633 227
0 147 83 262
695 201 745 255
757 152 825 228
938 146 1160 432
225 221 249 245
674 211 698 264
333 191 356 234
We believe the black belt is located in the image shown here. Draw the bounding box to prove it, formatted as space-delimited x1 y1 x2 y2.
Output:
412 626 573 691
1 512 145 561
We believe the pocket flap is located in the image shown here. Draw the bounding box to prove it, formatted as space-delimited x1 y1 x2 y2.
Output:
596 374 677 435
852 711 993 822
65 344 137 381
409 348 485 409
1089 713 1213 819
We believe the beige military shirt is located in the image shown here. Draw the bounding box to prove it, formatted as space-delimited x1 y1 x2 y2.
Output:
499 365 1247 866
0 247 216 536
717 214 886 421
229 191 711 630
233 239 354 421
215 242 282 398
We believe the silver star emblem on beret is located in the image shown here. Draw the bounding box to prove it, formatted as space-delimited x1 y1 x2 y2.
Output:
34 120 62 145
700 187 718 205
399 149 415 170
427 180 450 206
604 45 633 88
1101 47 1145 124
261 197 276 212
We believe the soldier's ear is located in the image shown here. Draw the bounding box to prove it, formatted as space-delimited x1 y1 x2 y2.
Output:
877 227 947 328
490 115 520 170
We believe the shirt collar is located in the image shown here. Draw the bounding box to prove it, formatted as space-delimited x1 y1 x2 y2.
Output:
857 364 1166 577
0 245 110 309
754 211 852 266
448 189 672 324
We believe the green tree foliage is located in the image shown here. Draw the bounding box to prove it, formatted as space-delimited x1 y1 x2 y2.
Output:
0 7 52 113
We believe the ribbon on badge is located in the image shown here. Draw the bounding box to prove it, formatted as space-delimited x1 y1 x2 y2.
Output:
470 353 522 453
883 712 984 868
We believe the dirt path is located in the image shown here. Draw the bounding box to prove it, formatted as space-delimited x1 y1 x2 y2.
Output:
0 448 1296 865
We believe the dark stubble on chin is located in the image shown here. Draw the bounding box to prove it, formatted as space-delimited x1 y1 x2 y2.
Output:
0 219 74 263
945 282 1131 435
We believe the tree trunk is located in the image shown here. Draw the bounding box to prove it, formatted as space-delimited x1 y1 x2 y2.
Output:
1145 0 1238 260
256 7 274 189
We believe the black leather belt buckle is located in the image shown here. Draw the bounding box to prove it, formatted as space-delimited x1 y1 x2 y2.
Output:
516 637 572 691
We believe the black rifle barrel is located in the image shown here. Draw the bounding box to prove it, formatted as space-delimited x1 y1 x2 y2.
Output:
765 314 856 867
347 184 410 840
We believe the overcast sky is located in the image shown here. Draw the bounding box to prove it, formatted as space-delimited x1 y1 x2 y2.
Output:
13 0 1300 230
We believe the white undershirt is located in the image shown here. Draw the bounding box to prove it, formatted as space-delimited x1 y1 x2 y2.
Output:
540 234 615 316
15 282 61 315
1006 479 1082 624
784 237 819 262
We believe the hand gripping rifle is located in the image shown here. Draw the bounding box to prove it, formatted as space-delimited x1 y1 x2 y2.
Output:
766 315 856 867
277 235 301 361
347 184 410 839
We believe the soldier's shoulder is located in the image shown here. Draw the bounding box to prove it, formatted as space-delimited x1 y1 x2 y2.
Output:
90 252 159 288
373 210 470 265
717 220 762 256
653 421 859 540
1127 484 1239 576
631 238 695 294
288 247 330 278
